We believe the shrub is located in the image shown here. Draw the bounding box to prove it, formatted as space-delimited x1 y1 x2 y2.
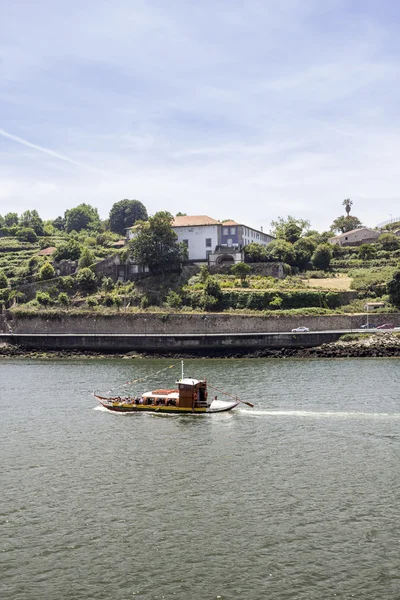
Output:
17 227 38 243
39 262 55 280
165 290 182 308
0 269 8 289
87 297 98 307
102 276 114 292
36 291 51 306
58 292 70 307
76 267 97 292
58 276 75 290
54 240 82 262
311 244 332 270
78 247 96 269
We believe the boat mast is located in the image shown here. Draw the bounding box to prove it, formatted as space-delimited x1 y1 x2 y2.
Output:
181 360 184 380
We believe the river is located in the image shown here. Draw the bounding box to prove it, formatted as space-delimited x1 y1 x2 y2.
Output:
1 357 400 599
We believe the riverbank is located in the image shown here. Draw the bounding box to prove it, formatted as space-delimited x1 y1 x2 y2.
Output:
2 334 400 359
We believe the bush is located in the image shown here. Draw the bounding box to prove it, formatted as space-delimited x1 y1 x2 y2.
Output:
17 227 38 243
165 290 182 308
0 269 8 289
78 247 96 269
87 297 98 307
36 291 52 306
58 276 75 290
58 292 70 307
311 244 332 270
39 262 55 280
102 276 114 292
76 267 97 292
54 240 81 262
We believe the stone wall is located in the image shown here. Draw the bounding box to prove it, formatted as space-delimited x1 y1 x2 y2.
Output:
8 311 400 335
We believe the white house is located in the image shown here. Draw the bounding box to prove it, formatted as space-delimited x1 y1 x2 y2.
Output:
329 227 380 246
172 215 274 264
127 214 274 265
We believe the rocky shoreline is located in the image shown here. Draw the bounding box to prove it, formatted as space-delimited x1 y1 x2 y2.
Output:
1 334 400 359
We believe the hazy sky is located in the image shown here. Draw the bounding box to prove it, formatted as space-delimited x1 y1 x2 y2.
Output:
1 0 400 232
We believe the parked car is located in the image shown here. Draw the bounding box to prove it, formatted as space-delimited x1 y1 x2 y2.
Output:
376 323 394 329
360 323 376 329
291 326 310 332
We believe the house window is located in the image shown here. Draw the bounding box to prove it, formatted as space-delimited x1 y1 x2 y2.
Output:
205 238 212 247
182 239 189 247
230 227 236 234
345 236 348 240
223 227 229 235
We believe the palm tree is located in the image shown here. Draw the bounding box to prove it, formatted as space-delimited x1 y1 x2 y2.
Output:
342 198 353 217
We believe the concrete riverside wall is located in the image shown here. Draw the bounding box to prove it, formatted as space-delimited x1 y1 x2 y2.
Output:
6 311 400 334
0 332 344 352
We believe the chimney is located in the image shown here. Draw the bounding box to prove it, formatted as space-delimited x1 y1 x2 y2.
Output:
261 226 263 232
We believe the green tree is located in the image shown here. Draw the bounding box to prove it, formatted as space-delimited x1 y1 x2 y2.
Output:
311 243 332 270
129 211 185 274
4 212 19 227
52 216 65 231
19 210 45 235
331 215 363 233
54 240 82 262
198 265 210 283
0 269 9 289
58 292 70 307
176 212 187 216
358 244 376 260
293 237 317 270
78 247 96 269
378 233 399 251
36 291 51 306
342 198 353 216
39 262 55 280
270 216 310 242
265 239 296 265
109 199 148 235
230 262 251 285
76 267 97 292
64 203 101 233
17 227 38 243
243 242 268 262
387 270 400 306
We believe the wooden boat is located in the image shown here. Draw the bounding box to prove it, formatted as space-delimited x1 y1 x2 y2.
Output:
94 374 240 414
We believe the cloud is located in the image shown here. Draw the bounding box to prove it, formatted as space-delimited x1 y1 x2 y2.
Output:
2 1 400 230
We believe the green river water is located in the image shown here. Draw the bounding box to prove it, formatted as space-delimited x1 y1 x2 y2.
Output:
1 357 400 600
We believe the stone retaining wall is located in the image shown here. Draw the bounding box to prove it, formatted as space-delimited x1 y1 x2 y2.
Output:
7 311 400 334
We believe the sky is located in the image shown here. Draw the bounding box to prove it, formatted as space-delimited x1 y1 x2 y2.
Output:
1 0 400 232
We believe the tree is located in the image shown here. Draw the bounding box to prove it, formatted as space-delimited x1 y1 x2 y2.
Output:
76 267 97 292
78 247 96 269
39 262 55 280
109 199 148 235
52 216 65 231
293 237 316 270
244 242 268 262
36 291 51 306
4 212 19 227
176 212 187 216
378 233 399 251
230 262 251 285
64 204 101 233
342 198 353 216
358 244 376 260
54 240 82 262
331 215 363 233
58 292 70 307
387 270 400 306
270 216 310 242
19 210 44 235
0 269 8 289
265 239 296 265
129 211 185 273
311 243 332 270
17 227 38 243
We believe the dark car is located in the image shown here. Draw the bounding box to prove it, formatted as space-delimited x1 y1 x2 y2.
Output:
376 323 394 329
360 323 375 329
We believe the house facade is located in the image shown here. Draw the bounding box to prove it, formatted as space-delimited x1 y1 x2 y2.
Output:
329 227 380 246
126 214 274 265
171 215 274 264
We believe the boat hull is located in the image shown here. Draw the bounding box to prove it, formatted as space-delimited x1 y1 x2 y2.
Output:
94 395 239 414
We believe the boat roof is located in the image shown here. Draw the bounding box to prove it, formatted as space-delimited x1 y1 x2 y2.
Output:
177 378 203 386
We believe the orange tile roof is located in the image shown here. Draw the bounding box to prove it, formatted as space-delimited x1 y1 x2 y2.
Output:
38 246 56 256
221 220 239 226
172 215 220 227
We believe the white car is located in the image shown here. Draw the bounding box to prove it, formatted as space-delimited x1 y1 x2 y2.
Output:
291 326 310 332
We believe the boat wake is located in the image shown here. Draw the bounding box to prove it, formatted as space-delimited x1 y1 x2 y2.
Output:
238 409 400 420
